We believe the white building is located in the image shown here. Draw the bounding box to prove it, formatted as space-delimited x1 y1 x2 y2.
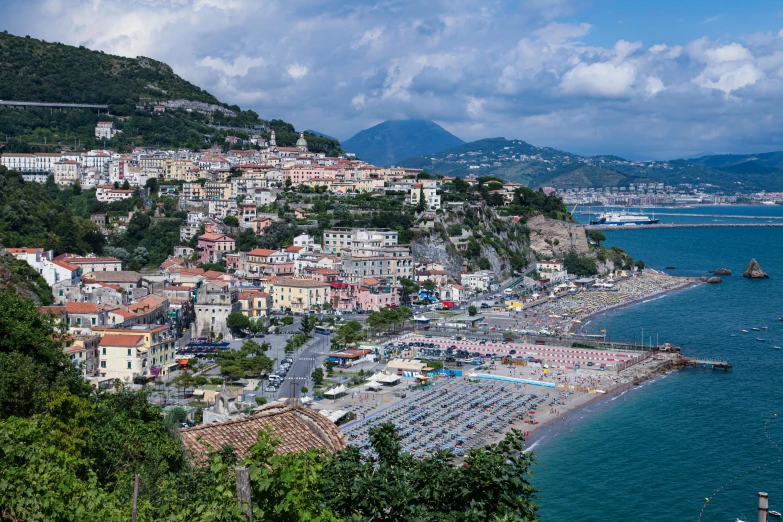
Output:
95 122 117 139
96 185 135 203
460 270 497 293
410 180 441 210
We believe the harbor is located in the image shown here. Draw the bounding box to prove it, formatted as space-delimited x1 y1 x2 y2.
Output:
586 222 783 230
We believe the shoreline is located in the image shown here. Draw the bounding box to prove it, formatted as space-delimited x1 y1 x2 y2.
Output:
574 277 701 335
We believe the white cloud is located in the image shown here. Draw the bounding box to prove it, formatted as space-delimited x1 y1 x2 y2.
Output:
705 43 753 63
534 22 591 45
702 15 720 24
560 61 637 97
613 40 643 63
197 55 265 77
287 63 309 80
351 27 385 51
645 76 665 95
694 63 764 94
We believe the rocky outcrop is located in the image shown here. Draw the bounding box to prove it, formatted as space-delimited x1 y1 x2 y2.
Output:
707 277 722 284
709 268 732 275
410 236 464 280
743 259 769 279
527 214 589 258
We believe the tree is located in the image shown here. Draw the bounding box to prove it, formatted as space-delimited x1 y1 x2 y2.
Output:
300 386 308 394
173 371 194 399
636 259 646 270
311 367 324 386
468 305 478 316
324 360 336 375
226 311 250 330
588 230 607 244
255 396 268 406
422 279 437 302
281 316 294 326
299 314 315 337
398 277 420 305
121 180 131 190
428 361 444 370
193 375 208 387
332 320 364 348
222 215 239 227
145 177 158 192
563 250 598 277
416 187 426 212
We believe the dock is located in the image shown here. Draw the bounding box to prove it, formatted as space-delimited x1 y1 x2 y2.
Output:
682 358 732 371
585 223 783 231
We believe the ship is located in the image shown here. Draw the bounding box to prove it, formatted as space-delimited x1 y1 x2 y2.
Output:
589 211 660 226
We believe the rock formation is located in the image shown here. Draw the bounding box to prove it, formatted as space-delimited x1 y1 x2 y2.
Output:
527 214 589 258
743 259 769 279
707 277 722 284
710 268 732 275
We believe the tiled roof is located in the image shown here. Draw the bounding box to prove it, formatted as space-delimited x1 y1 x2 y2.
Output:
98 333 145 347
179 404 346 462
65 302 102 314
248 248 276 257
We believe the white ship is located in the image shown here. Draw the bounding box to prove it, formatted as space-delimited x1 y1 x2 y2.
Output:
589 211 659 226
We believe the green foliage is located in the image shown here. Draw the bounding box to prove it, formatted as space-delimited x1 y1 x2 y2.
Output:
0 252 53 304
588 230 607 244
468 305 478 316
281 315 294 326
226 311 250 330
255 396 268 407
331 320 364 348
366 306 413 336
311 368 324 386
563 250 598 277
0 167 106 254
216 339 274 380
223 215 239 227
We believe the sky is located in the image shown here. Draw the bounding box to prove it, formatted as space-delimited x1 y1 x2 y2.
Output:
3 0 783 159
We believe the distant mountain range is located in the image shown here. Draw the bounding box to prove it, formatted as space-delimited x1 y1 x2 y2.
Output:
397 137 783 192
342 119 464 167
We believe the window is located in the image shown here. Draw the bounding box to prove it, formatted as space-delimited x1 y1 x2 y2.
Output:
59 289 63 296
92 318 96 325
101 361 106 368
102 347 106 355
127 348 131 356
127 361 132 369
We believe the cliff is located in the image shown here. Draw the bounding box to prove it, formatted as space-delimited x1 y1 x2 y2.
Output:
527 214 589 258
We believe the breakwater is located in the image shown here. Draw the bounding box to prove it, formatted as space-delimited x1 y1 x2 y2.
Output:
586 223 783 231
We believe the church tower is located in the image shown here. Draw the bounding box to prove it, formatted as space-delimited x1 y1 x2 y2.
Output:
269 130 277 148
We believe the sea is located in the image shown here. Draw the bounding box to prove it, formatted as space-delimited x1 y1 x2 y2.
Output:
533 206 783 521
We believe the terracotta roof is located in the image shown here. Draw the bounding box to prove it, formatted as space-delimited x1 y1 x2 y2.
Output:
38 306 66 316
361 277 380 285
179 404 346 462
285 246 304 252
98 333 145 347
107 308 137 319
50 259 79 271
6 247 43 255
199 233 234 242
238 289 271 300
65 302 102 314
248 248 276 257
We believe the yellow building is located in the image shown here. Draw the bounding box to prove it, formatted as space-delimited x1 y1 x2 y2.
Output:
164 159 199 181
183 183 206 200
273 277 331 313
238 289 273 319
93 325 179 378
204 181 233 200
97 333 148 382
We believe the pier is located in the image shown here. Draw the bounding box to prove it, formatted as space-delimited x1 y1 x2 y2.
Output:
682 358 732 371
585 223 783 231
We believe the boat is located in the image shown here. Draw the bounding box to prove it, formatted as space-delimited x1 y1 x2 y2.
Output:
761 326 769 330
752 327 761 331
757 338 766 342
770 510 781 517
774 346 781 350
589 211 660 226
741 330 749 333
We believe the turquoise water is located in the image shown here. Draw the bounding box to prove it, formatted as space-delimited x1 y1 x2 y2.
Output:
533 219 783 521
576 204 783 225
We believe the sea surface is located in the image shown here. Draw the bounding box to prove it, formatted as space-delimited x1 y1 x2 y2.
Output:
534 206 783 521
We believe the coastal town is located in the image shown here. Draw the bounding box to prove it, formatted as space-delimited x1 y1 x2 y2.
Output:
0 126 697 456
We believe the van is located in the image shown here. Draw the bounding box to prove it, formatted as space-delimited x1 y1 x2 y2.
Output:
503 288 513 295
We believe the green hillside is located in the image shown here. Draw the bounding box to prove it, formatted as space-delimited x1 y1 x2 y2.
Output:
0 32 342 155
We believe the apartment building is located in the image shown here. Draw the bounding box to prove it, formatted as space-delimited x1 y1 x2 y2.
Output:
322 228 399 254
340 246 413 283
93 325 179 379
273 278 331 313
194 282 239 340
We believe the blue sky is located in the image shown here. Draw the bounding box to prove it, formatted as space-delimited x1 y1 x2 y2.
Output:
2 0 783 159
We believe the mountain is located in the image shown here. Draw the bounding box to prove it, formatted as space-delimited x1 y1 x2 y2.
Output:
342 119 464 166
306 129 337 141
398 137 783 192
0 32 342 155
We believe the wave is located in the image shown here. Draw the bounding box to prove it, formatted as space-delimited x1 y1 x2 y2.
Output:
526 437 545 451
611 390 629 401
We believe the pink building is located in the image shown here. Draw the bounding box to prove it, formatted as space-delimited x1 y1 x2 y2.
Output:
197 233 235 264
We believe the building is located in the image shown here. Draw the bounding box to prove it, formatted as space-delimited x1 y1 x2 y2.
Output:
60 255 122 272
460 270 497 293
322 228 399 254
340 246 413 282
410 180 441 210
193 282 239 340
96 185 135 203
197 233 236 264
82 271 143 291
179 403 346 462
53 160 82 186
238 289 273 320
95 122 117 139
93 325 179 379
97 333 148 382
273 277 331 313
64 334 100 378
65 302 108 331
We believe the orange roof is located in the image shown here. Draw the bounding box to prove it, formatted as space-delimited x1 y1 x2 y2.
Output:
98 334 144 347
285 246 304 252
107 308 136 319
198 233 234 242
65 302 102 314
238 289 271 300
247 248 275 257
50 259 79 271
6 247 43 255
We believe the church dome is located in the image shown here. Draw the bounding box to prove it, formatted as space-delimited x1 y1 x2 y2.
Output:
296 132 308 149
